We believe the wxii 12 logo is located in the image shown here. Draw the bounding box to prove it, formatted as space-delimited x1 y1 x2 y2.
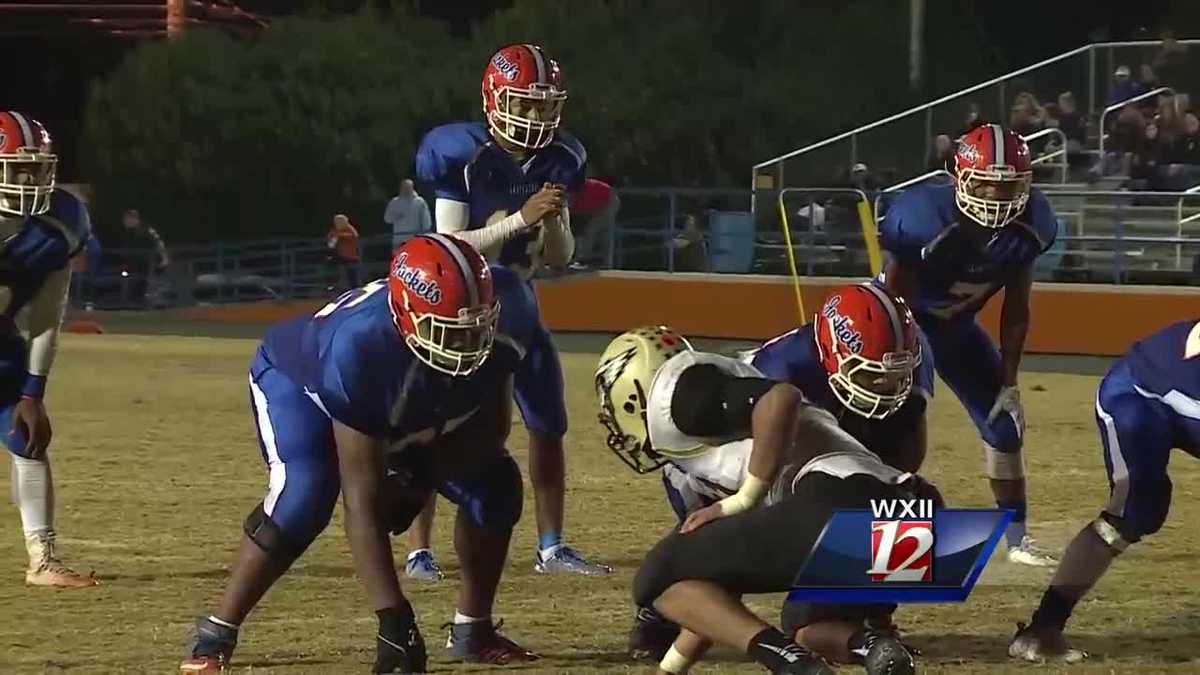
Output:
789 500 1013 604
868 498 934 583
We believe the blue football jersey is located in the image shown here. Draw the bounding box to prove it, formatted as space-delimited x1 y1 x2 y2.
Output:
751 323 934 458
1126 319 1200 403
260 265 544 445
879 181 1057 320
415 122 586 272
0 188 90 322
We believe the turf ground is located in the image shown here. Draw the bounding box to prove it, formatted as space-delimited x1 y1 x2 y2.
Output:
2 322 1200 674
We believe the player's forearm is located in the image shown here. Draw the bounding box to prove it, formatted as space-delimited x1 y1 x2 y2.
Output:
748 383 805 479
999 305 1029 387
334 424 403 610
435 198 529 254
658 629 711 674
342 492 404 611
541 206 575 268
25 267 71 394
999 270 1034 386
883 259 921 309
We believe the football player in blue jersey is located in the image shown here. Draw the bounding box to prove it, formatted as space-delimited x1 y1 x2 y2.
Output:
628 285 933 668
1010 319 1200 662
880 123 1058 566
0 111 96 588
180 235 551 674
409 43 608 578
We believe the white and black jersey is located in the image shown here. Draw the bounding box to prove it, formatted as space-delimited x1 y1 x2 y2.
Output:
647 350 904 507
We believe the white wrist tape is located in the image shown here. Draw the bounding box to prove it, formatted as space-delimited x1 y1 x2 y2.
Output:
717 474 769 516
658 645 694 674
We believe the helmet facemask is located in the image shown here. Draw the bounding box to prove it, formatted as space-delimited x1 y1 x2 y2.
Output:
488 83 566 150
827 348 918 419
0 146 56 217
402 298 499 376
595 369 664 474
955 168 1031 229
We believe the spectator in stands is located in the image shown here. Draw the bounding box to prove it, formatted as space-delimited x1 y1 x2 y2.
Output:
326 213 361 293
120 208 169 306
961 102 983 135
1169 111 1200 164
672 214 708 272
1138 64 1161 97
570 178 619 269
1055 92 1087 147
383 179 431 249
1153 30 1190 91
927 134 954 171
1109 65 1137 105
1130 121 1170 190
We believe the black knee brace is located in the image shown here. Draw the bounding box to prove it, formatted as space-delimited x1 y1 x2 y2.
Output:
243 503 300 559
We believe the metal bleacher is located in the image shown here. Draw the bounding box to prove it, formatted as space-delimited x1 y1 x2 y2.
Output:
751 39 1200 285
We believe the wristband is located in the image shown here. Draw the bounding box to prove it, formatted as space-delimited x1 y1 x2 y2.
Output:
22 374 46 400
716 474 768 516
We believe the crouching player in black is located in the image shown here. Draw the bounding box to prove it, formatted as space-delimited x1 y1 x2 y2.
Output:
596 326 925 675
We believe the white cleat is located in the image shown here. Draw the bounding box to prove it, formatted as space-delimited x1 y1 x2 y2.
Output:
1007 536 1057 567
1008 622 1087 663
24 532 98 588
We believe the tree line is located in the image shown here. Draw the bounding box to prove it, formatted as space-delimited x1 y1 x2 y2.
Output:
82 0 994 242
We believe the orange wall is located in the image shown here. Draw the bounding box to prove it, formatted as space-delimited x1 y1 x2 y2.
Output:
535 272 1200 356
185 272 1200 357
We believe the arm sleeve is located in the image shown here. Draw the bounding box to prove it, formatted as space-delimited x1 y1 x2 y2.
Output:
23 266 72 395
436 198 529 253
669 364 776 439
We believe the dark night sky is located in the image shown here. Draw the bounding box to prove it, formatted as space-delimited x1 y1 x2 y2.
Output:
0 0 1194 179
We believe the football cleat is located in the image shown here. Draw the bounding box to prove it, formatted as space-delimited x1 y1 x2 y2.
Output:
24 532 97 587
180 617 238 674
627 606 680 661
1007 536 1058 567
534 545 611 576
404 550 444 582
444 619 538 664
1008 622 1087 663
856 630 916 675
774 649 836 675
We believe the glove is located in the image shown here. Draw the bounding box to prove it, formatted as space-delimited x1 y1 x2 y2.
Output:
375 606 427 674
986 385 1025 437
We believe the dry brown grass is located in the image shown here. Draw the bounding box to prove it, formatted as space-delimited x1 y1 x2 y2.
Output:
2 332 1199 673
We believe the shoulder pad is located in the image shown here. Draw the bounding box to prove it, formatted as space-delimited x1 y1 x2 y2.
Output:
1021 188 1059 251
880 183 956 257
415 122 490 183
42 189 92 255
550 129 587 172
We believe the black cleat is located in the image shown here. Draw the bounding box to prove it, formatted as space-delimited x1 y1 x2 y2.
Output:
628 606 681 661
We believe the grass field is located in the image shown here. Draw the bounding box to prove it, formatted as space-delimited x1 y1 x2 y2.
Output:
2 328 1200 674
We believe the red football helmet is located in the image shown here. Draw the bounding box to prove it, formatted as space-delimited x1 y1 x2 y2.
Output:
481 44 566 150
814 284 921 419
389 234 499 376
0 111 56 218
954 124 1032 228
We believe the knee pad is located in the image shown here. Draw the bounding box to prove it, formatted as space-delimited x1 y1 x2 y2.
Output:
984 444 1025 480
447 453 523 531
1094 511 1143 552
243 503 301 559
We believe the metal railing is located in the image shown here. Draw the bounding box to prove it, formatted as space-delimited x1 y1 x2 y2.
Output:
751 39 1200 213
1024 127 1069 183
1097 86 1174 159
